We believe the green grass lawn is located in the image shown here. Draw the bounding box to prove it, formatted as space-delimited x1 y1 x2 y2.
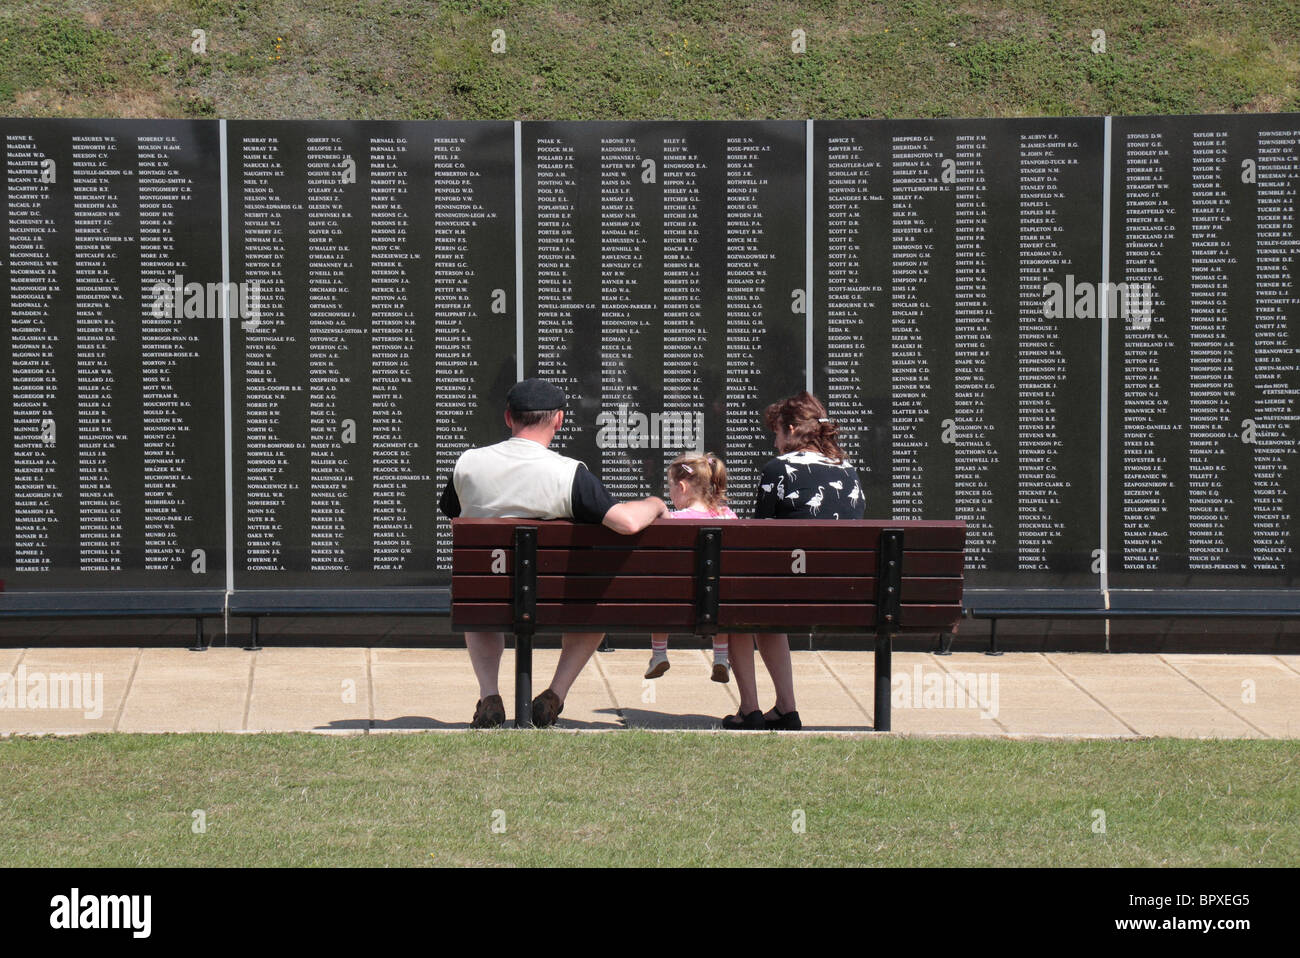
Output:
1 732 1296 866
0 1 1296 120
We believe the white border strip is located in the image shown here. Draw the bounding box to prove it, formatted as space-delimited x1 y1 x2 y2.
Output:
514 121 525 381
805 119 814 394
1099 115 1112 641
219 118 235 598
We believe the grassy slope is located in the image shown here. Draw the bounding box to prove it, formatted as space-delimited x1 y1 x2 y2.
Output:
0 1 1297 121
1 733 1297 866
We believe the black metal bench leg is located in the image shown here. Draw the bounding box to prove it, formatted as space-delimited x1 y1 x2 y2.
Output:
190 617 205 652
513 526 538 728
515 631 533 729
245 616 262 652
873 528 903 731
874 630 892 732
935 631 954 655
986 618 1004 656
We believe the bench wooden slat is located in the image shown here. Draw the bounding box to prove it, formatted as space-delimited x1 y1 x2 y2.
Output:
450 574 946 603
724 551 876 576
452 602 697 629
723 603 961 631
453 602 883 630
897 577 964 603
902 552 964 577
454 549 698 576
717 604 877 629
454 576 695 601
452 518 966 551
721 577 874 601
453 549 964 577
898 604 965 629
724 578 958 604
452 601 962 632
704 522 964 551
453 519 698 549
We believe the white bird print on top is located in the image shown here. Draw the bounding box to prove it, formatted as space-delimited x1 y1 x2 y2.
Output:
761 482 774 494
776 478 785 500
828 480 843 491
807 485 826 515
848 482 862 505
784 488 800 501
784 463 798 480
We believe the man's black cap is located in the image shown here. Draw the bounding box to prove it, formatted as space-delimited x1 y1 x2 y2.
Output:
507 378 566 412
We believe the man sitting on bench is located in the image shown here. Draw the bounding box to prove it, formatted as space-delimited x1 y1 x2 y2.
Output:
439 378 669 728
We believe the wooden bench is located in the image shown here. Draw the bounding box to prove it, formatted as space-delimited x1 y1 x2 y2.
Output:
451 517 966 729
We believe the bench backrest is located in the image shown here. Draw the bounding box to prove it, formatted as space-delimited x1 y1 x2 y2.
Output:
451 518 965 635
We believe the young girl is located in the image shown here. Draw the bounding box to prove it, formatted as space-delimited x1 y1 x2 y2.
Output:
645 452 738 683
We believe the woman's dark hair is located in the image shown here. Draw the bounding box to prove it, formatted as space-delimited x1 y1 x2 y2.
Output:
764 391 846 463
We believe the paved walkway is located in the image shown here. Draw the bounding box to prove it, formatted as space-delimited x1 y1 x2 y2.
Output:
2 647 1298 737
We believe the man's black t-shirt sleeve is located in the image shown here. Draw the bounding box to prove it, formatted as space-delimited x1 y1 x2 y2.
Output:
439 478 461 518
571 465 616 523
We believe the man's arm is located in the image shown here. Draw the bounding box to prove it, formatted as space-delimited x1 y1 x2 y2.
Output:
439 477 461 518
571 464 667 533
602 496 669 535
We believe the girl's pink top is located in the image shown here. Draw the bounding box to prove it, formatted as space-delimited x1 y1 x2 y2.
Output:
668 506 738 519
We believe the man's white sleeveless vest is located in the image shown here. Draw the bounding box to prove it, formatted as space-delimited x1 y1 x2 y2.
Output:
452 437 581 519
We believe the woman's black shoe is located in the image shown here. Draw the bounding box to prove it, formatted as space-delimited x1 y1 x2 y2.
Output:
764 707 802 730
721 709 765 730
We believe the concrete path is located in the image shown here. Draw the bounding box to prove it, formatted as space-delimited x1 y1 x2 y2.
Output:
1 647 1297 738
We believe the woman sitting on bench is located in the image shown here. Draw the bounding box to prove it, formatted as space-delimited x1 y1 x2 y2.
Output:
723 391 865 731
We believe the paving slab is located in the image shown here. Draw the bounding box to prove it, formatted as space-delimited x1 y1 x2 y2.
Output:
2 648 1299 738
1158 654 1300 738
528 648 622 729
245 647 371 732
881 658 1006 733
595 647 739 729
785 651 871 730
0 648 138 733
995 709 1135 737
116 648 249 732
1048 653 1258 737
922 653 1129 735
815 651 879 725
1113 708 1264 738
370 648 489 729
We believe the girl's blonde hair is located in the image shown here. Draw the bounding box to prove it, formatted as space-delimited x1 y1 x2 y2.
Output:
667 451 728 511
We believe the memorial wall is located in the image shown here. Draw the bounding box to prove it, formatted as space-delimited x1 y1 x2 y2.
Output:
227 121 516 585
1 114 1297 598
1108 115 1300 588
523 121 805 507
1 119 226 590
815 118 1104 587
